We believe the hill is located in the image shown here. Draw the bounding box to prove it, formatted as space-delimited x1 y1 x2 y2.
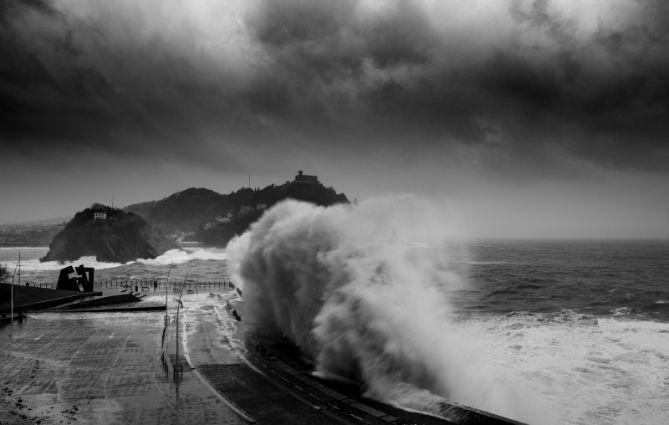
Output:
125 187 257 235
124 171 349 245
41 204 178 263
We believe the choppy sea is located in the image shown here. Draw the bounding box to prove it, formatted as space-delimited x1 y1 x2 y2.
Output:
2 240 668 425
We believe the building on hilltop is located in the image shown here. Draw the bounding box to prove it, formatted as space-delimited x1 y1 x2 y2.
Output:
91 204 108 220
294 170 319 184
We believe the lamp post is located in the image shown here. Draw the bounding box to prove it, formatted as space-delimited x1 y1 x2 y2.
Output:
10 251 20 326
164 263 173 326
174 274 187 381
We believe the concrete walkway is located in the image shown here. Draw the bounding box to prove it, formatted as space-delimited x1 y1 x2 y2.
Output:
1 289 524 425
0 309 244 425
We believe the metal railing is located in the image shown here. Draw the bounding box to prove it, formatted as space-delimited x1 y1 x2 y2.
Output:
17 280 235 290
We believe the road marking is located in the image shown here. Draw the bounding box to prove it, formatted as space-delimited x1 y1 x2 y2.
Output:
33 334 44 341
352 402 386 417
316 385 348 400
349 413 364 421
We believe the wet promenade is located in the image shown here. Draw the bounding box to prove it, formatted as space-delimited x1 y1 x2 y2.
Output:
1 290 521 425
0 308 244 425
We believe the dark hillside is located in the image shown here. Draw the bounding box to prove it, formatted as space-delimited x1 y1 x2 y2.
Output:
42 204 177 263
124 171 349 245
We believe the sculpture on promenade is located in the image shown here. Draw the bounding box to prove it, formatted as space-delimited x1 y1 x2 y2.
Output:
56 264 95 292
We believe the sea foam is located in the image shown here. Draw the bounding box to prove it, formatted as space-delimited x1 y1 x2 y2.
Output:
462 312 669 425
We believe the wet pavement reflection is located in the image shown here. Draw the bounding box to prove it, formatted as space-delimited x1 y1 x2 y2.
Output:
0 293 244 425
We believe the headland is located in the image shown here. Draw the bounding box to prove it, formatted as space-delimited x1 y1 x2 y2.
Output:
41 204 177 263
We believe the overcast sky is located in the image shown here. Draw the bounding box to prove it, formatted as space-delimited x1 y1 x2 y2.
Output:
1 0 668 238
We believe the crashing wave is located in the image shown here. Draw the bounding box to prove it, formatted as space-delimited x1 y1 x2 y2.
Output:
228 197 542 423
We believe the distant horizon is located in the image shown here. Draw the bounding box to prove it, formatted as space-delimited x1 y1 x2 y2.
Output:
3 237 669 255
3 174 669 240
2 174 668 239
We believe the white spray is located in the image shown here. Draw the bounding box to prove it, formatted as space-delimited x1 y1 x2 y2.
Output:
227 197 547 423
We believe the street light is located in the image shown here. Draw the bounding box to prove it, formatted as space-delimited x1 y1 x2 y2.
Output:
10 251 21 327
164 263 173 327
173 274 187 381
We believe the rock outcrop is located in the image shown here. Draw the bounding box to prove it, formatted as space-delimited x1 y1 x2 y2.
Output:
41 204 178 263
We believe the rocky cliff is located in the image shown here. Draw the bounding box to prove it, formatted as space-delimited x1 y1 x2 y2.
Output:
41 204 178 263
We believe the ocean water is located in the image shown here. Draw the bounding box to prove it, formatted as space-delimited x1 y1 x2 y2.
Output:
451 240 669 425
2 240 668 425
459 240 669 320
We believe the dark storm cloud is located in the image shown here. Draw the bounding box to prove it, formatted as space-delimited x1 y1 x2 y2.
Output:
0 0 254 168
244 0 669 174
1 0 668 175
